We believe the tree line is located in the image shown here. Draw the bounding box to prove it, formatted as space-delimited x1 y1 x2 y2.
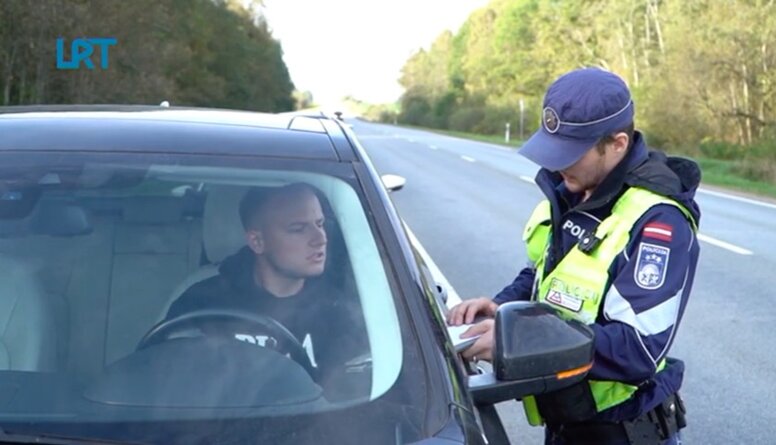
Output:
0 0 295 112
397 0 776 179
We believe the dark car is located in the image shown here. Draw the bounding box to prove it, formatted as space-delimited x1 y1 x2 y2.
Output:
0 106 593 445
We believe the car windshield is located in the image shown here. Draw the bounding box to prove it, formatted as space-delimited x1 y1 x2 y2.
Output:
0 151 429 444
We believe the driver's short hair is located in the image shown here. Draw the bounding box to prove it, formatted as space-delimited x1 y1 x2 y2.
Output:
239 182 319 231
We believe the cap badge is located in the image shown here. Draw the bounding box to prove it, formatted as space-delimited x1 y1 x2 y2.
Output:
543 107 560 133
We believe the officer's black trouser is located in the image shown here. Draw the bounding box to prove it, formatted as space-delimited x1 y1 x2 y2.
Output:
544 393 686 445
544 429 681 445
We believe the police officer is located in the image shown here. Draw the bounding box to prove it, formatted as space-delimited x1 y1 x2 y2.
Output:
448 68 700 445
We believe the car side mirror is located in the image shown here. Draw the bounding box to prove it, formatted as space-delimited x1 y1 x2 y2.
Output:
467 302 594 405
381 174 406 192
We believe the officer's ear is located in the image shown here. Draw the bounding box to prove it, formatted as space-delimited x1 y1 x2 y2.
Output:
610 132 629 154
246 229 265 255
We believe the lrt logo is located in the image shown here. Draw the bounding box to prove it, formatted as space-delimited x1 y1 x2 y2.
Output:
56 38 116 70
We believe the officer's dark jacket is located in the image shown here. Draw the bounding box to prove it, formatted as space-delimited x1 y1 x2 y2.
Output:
166 246 367 384
494 132 701 421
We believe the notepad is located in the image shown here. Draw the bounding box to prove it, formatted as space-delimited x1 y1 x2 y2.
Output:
447 323 482 352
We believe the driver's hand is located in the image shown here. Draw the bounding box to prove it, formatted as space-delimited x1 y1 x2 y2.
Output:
460 319 495 362
446 297 498 326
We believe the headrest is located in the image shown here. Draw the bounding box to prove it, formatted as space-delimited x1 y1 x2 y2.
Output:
202 185 251 264
0 200 92 238
31 202 92 236
122 197 184 224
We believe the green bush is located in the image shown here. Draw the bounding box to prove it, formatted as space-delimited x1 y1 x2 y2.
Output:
744 140 776 161
698 141 743 160
398 96 432 126
473 107 513 135
731 160 776 183
448 107 486 133
377 110 398 124
446 105 526 135
697 140 776 165
432 93 458 127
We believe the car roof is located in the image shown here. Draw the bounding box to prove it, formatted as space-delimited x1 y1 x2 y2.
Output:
0 105 357 161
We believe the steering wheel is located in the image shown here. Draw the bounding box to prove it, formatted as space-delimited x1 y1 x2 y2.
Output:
137 309 315 376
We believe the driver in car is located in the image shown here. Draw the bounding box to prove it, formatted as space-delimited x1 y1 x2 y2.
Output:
164 183 365 385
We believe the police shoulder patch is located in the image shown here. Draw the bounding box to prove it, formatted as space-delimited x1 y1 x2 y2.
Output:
633 242 670 290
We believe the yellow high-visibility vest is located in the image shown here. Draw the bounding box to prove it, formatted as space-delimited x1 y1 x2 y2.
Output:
521 187 696 425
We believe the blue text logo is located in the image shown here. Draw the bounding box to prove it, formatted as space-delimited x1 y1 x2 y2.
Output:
56 38 117 70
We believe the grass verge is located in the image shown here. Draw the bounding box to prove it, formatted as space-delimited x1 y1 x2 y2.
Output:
695 159 776 199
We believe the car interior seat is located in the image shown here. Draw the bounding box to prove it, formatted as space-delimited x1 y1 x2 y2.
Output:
103 195 198 366
158 184 248 322
0 254 60 371
0 199 91 372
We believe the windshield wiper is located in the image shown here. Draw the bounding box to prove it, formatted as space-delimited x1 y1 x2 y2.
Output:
0 427 147 445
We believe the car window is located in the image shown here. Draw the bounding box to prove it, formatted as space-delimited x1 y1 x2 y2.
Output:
0 152 421 443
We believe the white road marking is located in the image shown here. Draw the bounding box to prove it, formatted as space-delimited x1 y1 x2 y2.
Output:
697 187 776 211
697 233 753 255
429 145 438 150
461 155 476 163
519 175 536 184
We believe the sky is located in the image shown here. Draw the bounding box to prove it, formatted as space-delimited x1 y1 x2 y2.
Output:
260 0 489 108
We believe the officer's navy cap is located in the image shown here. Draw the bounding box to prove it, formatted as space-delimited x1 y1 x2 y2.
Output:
519 68 634 171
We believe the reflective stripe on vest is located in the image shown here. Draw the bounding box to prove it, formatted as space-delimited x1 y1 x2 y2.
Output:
521 187 696 424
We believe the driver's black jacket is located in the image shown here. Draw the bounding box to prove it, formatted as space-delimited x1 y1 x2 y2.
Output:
165 246 368 384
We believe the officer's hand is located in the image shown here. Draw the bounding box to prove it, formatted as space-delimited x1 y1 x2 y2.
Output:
446 297 498 326
460 319 495 362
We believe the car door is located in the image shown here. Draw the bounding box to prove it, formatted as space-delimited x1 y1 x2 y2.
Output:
403 227 515 445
